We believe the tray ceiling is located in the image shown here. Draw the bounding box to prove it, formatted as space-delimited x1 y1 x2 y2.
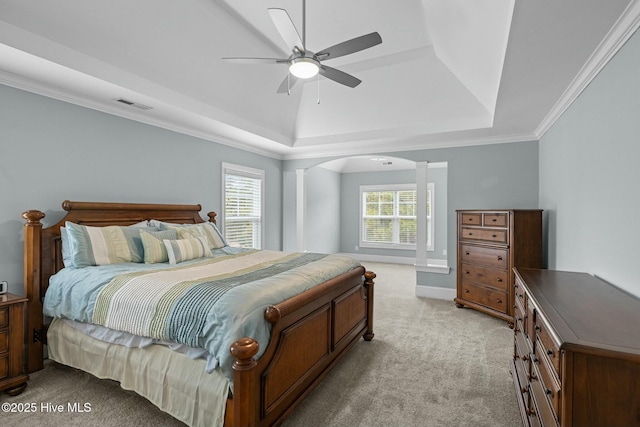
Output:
0 0 638 159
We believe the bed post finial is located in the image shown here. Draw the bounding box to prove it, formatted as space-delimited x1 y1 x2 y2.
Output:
207 211 217 224
363 270 376 342
22 210 45 373
230 337 259 427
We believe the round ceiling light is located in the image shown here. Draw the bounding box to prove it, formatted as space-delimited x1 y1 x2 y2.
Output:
289 57 320 79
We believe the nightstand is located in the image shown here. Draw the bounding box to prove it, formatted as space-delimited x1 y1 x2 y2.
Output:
0 293 29 396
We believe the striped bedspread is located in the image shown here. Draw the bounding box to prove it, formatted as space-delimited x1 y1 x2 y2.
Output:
44 249 361 384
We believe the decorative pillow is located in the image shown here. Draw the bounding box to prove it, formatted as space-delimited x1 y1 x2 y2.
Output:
154 221 227 251
139 229 178 263
60 226 73 268
163 237 209 264
65 221 146 267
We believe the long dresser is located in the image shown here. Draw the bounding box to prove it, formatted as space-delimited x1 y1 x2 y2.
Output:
455 210 542 324
512 268 640 427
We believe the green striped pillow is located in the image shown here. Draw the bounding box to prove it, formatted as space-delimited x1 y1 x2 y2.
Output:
158 222 226 251
65 221 145 267
163 237 209 264
140 229 177 263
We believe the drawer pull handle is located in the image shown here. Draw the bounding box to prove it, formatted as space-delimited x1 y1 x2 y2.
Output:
465 270 470 275
526 408 536 416
547 349 554 357
496 298 502 304
497 278 503 282
545 388 554 397
467 232 473 236
497 256 503 261
464 288 470 294
535 325 541 332
465 251 470 256
492 234 497 238
492 218 497 222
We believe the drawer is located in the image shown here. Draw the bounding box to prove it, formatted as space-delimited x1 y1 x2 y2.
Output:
461 263 508 291
461 213 481 225
526 303 535 343
0 329 7 353
513 343 530 401
515 278 527 309
534 343 561 419
460 244 508 270
0 307 7 328
514 296 526 334
483 213 508 227
514 329 531 380
535 317 561 376
460 280 507 312
460 227 508 244
0 354 7 380
530 363 559 427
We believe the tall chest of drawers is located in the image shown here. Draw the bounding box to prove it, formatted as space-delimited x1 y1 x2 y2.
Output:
455 209 542 324
512 268 640 427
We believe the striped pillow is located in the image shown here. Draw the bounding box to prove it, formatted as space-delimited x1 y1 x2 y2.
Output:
157 222 226 251
140 229 177 263
163 237 210 264
65 222 145 267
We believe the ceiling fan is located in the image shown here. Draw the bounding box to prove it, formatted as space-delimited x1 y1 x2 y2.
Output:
223 0 382 94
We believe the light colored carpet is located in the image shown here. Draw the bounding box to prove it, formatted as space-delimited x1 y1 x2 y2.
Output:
1 262 522 427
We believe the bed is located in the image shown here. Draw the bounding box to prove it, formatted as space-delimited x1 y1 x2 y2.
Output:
22 200 375 427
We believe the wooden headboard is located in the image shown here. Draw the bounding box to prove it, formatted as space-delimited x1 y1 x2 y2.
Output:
22 200 217 373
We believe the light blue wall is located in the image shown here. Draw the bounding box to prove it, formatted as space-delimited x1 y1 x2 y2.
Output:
306 167 341 254
0 85 282 295
340 169 417 258
284 141 539 289
539 28 640 297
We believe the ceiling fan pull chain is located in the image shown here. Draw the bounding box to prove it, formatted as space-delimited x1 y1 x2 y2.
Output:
317 72 320 104
287 72 291 96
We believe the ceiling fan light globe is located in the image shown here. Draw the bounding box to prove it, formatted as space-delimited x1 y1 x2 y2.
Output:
289 57 320 79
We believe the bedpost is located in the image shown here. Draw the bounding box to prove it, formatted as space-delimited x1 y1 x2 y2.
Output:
230 337 260 427
207 211 217 224
363 271 376 341
22 210 45 373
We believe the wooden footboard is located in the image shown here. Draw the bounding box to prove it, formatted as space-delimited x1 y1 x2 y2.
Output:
227 267 375 427
22 201 375 427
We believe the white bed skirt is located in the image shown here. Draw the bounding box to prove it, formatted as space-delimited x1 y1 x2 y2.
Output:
47 318 229 427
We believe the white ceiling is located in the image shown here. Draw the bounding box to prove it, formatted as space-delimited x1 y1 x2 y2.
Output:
1 0 639 160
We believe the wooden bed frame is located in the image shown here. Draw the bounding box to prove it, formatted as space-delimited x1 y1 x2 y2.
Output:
22 200 375 427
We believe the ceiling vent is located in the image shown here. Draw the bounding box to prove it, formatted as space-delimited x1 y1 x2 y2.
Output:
114 98 153 110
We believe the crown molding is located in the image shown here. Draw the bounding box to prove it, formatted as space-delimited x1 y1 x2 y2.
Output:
535 0 640 139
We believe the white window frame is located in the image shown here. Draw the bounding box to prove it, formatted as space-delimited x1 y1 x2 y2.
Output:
426 182 435 251
359 183 434 251
360 184 416 250
221 163 265 249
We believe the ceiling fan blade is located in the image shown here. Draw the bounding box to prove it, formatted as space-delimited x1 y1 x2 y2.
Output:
276 74 299 94
319 65 361 88
222 57 288 64
268 8 304 51
316 32 382 60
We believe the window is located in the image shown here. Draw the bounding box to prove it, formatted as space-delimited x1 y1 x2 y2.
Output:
222 163 264 249
360 183 434 250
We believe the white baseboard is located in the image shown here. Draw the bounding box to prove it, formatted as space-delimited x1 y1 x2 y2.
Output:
415 285 456 301
339 253 415 265
341 253 450 273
